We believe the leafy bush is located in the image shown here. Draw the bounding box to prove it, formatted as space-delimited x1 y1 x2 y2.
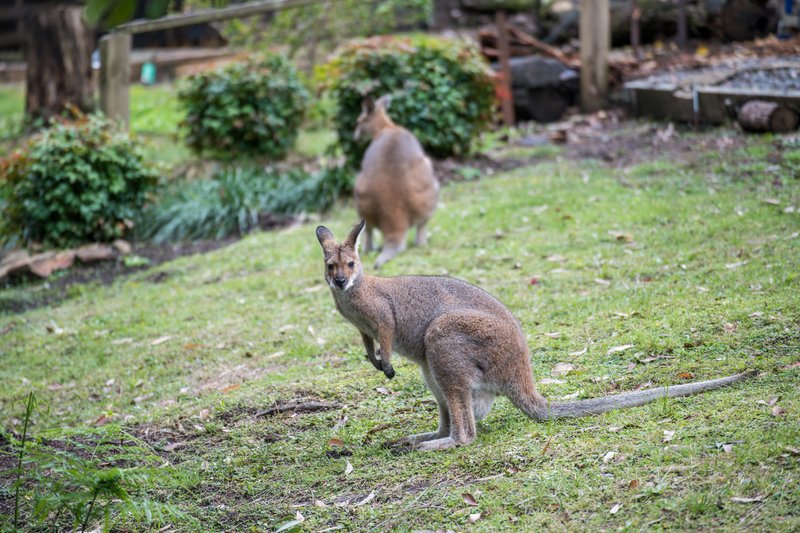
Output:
318 35 497 167
139 165 354 242
0 113 158 248
179 54 309 160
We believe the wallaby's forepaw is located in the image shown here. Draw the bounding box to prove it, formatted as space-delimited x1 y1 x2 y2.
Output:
382 363 395 379
365 353 383 372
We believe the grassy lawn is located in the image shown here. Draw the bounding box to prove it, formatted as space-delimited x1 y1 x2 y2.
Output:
1 129 798 530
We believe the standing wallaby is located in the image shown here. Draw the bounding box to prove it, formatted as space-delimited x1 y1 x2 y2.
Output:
353 95 439 268
316 221 754 451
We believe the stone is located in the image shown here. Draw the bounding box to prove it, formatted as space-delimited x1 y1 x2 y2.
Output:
75 243 116 263
112 239 132 255
29 251 75 277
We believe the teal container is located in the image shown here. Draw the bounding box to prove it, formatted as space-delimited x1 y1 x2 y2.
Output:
140 61 157 85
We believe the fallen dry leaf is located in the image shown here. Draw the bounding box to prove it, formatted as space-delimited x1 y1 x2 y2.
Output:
150 336 172 346
663 430 676 442
198 408 210 420
220 384 240 393
602 451 616 463
723 322 737 334
779 361 800 370
468 513 482 523
328 438 344 447
462 493 478 506
607 344 633 355
164 441 187 452
628 479 639 489
552 362 576 377
609 503 621 515
595 278 611 286
731 495 765 504
354 492 375 506
677 372 694 380
771 406 785 417
762 198 781 205
783 446 800 455
539 378 565 385
375 387 392 395
725 261 748 269
608 230 634 243
569 347 588 356
345 459 353 476
544 332 561 338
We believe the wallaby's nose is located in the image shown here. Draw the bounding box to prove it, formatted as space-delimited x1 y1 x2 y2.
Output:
334 276 347 289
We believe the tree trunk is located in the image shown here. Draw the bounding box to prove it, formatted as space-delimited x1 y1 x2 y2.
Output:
24 5 95 120
737 100 800 133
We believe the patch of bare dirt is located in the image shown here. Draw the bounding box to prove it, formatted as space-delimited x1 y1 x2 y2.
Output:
0 238 237 315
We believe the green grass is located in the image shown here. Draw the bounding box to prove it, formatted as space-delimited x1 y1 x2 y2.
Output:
2 130 799 530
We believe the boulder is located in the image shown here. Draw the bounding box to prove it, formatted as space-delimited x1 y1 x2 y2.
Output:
508 56 578 123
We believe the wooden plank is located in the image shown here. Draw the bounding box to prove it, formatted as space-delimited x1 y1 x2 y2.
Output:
116 0 323 34
495 10 515 127
579 0 609 112
99 32 131 126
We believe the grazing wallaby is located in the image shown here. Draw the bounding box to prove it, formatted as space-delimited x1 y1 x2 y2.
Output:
316 221 754 451
353 95 439 268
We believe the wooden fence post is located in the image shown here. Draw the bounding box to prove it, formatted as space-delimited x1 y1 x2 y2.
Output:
99 32 131 127
579 0 609 113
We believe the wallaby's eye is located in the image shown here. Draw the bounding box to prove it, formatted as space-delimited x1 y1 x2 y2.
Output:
327 264 333 272
348 261 355 269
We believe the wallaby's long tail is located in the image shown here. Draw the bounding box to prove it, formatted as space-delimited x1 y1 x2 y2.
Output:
514 371 755 421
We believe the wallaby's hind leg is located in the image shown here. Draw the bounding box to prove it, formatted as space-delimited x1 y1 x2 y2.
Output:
363 225 374 253
401 366 450 445
414 219 429 247
374 232 407 269
413 328 479 451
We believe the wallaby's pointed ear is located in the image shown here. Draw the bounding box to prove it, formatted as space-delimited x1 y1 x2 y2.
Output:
375 94 391 110
362 96 375 114
316 226 336 255
344 220 366 251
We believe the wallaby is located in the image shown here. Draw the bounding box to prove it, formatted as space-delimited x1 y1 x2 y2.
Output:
316 221 754 451
353 95 439 268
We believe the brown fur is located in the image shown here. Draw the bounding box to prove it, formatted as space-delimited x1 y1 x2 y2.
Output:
316 221 754 451
353 96 439 268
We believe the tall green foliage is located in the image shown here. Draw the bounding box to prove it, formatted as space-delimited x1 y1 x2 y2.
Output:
318 35 497 168
138 165 354 242
178 55 309 160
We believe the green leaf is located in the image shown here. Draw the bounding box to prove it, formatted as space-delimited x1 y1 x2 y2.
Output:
84 0 113 25
103 0 138 28
145 0 171 19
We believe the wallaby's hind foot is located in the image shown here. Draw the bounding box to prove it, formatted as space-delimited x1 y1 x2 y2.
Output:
374 238 407 269
415 436 462 451
414 221 429 246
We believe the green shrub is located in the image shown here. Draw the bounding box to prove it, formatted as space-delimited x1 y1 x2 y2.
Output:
179 54 309 160
138 165 354 242
0 114 158 248
318 35 497 167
